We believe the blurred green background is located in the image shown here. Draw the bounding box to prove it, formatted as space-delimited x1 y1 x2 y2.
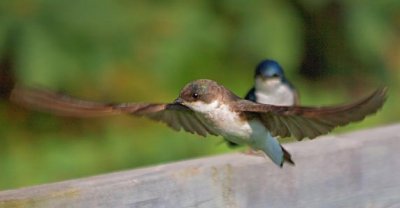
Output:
0 0 399 190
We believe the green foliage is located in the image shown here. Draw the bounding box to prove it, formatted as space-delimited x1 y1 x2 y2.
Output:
0 0 399 190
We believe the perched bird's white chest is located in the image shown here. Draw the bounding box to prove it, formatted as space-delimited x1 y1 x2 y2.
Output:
255 78 295 106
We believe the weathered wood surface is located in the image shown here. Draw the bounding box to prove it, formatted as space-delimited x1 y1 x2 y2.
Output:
1 124 400 208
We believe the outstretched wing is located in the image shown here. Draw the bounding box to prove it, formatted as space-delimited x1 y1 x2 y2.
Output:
131 103 218 137
10 86 218 137
236 87 387 140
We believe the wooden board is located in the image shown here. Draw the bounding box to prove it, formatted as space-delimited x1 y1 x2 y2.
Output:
1 124 400 208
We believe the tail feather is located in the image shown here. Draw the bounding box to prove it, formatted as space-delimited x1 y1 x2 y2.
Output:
281 145 295 167
254 133 294 167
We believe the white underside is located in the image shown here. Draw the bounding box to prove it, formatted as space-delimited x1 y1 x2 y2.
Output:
190 101 252 143
188 100 284 165
255 78 295 106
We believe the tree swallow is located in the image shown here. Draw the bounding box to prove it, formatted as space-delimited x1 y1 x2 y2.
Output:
245 59 299 106
10 80 387 167
226 60 300 149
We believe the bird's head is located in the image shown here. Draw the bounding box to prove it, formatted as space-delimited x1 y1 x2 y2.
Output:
174 79 232 113
254 59 287 91
255 59 285 80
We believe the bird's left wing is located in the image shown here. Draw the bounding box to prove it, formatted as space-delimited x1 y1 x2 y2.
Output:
244 87 256 102
235 87 387 140
10 86 218 137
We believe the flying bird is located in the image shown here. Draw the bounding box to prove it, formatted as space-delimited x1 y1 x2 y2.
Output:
10 79 387 167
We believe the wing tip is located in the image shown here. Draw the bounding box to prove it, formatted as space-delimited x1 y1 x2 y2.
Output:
367 86 388 113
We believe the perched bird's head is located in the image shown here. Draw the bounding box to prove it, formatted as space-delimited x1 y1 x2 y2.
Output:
174 79 236 113
254 59 288 91
255 59 285 80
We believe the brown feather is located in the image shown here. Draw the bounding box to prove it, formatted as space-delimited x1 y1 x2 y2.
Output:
281 145 295 166
10 84 387 141
9 85 218 137
236 87 387 140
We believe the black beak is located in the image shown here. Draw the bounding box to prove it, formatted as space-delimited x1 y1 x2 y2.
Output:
173 97 184 104
259 75 268 81
167 97 187 110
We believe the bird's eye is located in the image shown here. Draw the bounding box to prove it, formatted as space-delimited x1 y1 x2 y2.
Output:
192 93 199 99
271 73 279 78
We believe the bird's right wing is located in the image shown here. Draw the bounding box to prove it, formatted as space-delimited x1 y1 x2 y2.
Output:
118 102 219 137
10 86 218 137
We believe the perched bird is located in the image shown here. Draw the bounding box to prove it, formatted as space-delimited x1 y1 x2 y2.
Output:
10 79 387 167
245 59 299 106
226 60 299 148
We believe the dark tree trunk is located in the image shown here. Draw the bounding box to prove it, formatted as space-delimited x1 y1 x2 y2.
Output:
289 0 366 80
0 51 15 100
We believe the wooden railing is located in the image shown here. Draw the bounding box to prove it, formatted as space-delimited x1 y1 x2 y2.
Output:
1 124 400 208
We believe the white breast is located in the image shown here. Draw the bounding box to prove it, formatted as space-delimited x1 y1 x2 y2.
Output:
195 101 283 164
205 105 278 150
255 78 295 106
190 101 253 144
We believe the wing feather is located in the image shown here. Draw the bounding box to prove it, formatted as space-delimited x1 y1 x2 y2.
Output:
237 87 387 140
10 86 218 137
